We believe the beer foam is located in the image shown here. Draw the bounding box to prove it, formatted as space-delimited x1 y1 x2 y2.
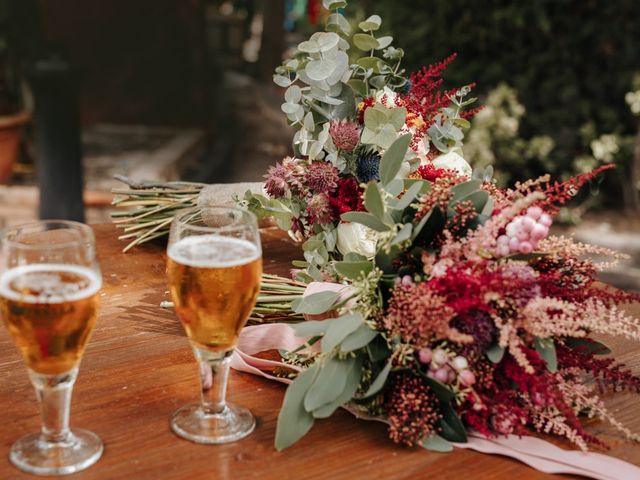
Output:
168 234 261 268
0 264 102 303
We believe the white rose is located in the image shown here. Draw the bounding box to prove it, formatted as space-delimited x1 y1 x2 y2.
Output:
336 223 378 259
432 151 473 177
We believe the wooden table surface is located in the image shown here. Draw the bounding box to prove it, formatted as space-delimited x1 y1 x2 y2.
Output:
0 224 639 480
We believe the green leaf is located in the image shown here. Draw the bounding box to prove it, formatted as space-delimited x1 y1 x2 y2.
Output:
438 403 468 442
358 15 382 32
341 212 391 232
364 182 385 218
453 118 471 129
421 434 454 453
306 58 336 81
380 133 412 186
363 106 387 130
340 324 379 352
291 260 309 268
290 318 334 337
387 107 408 131
322 0 347 11
348 79 367 97
312 355 363 418
366 336 392 362
275 364 319 450
353 33 380 51
362 359 392 398
344 252 367 261
534 337 557 373
305 355 353 411
391 223 412 246
356 56 386 74
385 178 404 197
564 338 611 355
449 179 482 202
486 344 506 363
375 36 393 49
326 13 351 34
423 376 455 403
334 261 374 279
323 313 364 352
291 291 340 315
394 181 424 211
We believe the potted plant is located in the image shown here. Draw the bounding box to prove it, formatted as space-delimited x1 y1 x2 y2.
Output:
0 0 28 182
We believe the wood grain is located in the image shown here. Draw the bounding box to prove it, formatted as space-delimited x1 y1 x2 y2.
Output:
0 224 638 480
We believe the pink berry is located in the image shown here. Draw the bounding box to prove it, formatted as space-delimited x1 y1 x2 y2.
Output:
432 349 448 366
519 241 533 254
521 217 536 232
539 213 552 227
530 223 549 241
418 348 432 364
527 206 543 219
505 223 518 238
516 229 529 241
401 275 413 286
497 235 510 246
508 237 520 251
459 369 476 387
497 245 510 257
434 368 450 383
451 356 469 371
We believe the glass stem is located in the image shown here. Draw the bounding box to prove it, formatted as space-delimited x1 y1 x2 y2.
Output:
193 347 232 415
28 368 78 443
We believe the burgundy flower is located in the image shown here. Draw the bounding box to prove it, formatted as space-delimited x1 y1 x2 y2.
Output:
306 193 334 225
304 161 339 194
329 119 360 151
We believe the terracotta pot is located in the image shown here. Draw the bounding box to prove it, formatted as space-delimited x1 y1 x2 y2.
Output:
0 110 29 183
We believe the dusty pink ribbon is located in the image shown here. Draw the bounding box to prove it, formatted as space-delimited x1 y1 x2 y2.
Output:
230 283 640 479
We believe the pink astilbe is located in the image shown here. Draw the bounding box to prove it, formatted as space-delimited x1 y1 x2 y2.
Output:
264 156 306 198
384 283 473 346
305 193 334 225
522 297 640 341
329 119 360 152
538 235 629 271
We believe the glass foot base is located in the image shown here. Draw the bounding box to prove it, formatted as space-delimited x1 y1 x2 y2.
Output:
10 429 103 476
171 403 255 444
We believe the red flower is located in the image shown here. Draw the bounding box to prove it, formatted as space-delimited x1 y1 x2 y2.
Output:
417 163 447 182
328 177 365 217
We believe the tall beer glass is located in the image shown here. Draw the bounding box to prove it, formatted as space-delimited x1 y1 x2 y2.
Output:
167 207 262 444
0 220 103 475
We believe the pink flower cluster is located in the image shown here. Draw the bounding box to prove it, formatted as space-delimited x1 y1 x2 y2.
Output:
496 206 552 256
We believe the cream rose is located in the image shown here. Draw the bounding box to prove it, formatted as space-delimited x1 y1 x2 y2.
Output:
336 223 379 259
432 151 473 177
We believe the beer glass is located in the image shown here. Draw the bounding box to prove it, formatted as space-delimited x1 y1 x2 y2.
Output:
0 220 103 475
167 207 262 444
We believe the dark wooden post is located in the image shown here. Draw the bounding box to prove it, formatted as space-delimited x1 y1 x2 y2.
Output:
259 0 284 82
27 55 85 222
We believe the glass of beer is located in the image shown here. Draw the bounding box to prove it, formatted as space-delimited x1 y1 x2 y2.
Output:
0 220 103 475
167 206 262 444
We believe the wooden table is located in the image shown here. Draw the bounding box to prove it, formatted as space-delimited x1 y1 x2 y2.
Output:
0 224 639 479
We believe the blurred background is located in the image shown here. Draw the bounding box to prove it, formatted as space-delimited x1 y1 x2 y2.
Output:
0 0 638 287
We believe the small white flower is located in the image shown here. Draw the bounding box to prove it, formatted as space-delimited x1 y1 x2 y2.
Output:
336 222 379 259
432 151 473 176
374 86 398 107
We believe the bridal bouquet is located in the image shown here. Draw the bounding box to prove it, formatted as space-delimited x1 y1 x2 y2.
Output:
237 0 640 454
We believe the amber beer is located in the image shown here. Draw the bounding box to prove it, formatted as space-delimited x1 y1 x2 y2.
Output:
0 264 101 375
167 234 262 351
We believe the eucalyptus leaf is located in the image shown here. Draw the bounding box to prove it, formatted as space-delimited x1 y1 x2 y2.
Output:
304 355 353 411
290 318 334 337
285 85 302 103
449 179 482 202
362 359 392 398
312 355 363 418
356 56 386 74
353 33 380 51
322 0 347 10
534 337 558 373
391 223 412 246
327 13 351 34
394 181 424 211
358 15 382 32
380 134 412 185
274 74 292 88
421 434 454 453
291 291 340 315
364 182 385 218
341 212 391 232
334 261 374 279
275 364 319 451
486 344 506 363
322 313 364 352
376 36 393 50
340 324 378 352
306 58 336 81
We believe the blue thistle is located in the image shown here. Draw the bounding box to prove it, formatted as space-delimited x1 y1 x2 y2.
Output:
400 79 412 95
356 152 381 183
